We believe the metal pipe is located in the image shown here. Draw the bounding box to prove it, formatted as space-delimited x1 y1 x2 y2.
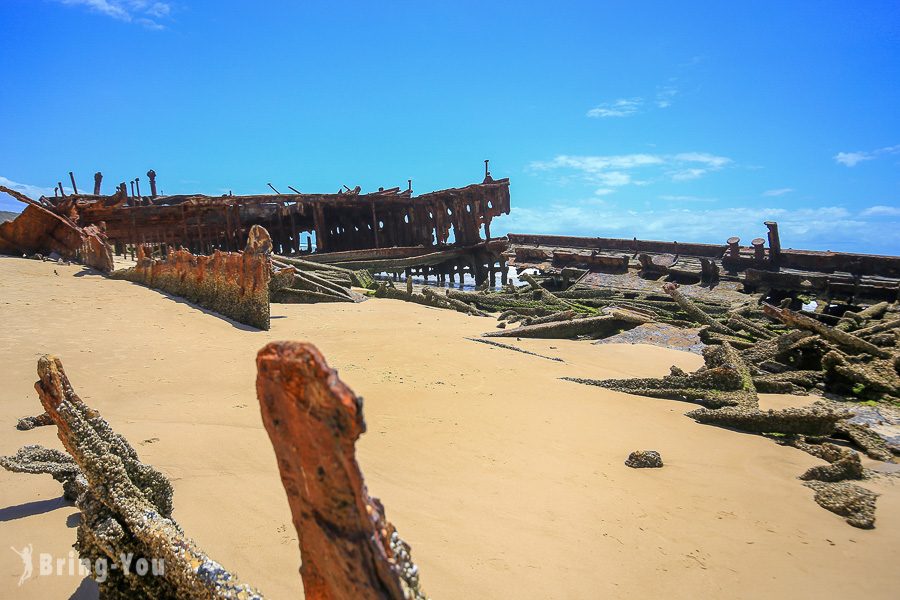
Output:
93 172 102 195
765 221 781 262
752 238 766 262
147 170 157 197
68 172 78 194
727 236 740 259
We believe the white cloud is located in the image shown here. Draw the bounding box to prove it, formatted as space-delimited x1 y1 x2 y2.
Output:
0 176 81 211
860 205 900 217
531 152 731 187
655 86 678 108
56 0 172 28
146 2 171 17
587 98 642 118
494 200 899 254
531 154 665 173
0 176 57 200
659 194 717 203
673 152 731 168
763 188 794 197
589 83 681 117
670 168 707 181
594 188 615 196
833 144 900 167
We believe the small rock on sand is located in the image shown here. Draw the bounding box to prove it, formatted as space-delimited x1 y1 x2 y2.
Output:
625 450 663 468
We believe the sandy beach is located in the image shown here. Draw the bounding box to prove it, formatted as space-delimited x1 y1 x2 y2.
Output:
1 255 898 599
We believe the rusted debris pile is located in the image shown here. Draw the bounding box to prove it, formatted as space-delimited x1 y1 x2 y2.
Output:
562 296 899 527
3 346 428 599
1 355 263 598
507 222 900 303
20 166 511 286
560 284 900 405
111 224 273 329
271 254 374 303
303 237 512 288
0 186 114 272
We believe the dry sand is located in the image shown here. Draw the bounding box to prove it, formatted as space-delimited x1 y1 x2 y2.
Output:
1 255 898 599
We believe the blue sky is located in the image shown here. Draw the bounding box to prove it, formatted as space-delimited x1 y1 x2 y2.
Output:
1 1 898 254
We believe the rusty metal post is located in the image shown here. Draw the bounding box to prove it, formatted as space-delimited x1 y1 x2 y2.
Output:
727 236 740 259
765 221 781 263
68 172 78 195
752 238 766 262
135 177 142 199
130 180 135 198
370 201 379 248
93 172 102 195
147 170 157 197
58 182 66 197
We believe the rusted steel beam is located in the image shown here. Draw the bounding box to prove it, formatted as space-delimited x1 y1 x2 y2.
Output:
256 341 427 600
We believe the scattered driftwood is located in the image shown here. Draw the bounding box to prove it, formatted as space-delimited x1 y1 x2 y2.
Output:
257 341 427 600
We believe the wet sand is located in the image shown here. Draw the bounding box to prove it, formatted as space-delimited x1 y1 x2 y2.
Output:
1 256 898 599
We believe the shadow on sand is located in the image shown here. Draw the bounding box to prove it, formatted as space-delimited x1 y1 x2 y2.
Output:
0 496 70 522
